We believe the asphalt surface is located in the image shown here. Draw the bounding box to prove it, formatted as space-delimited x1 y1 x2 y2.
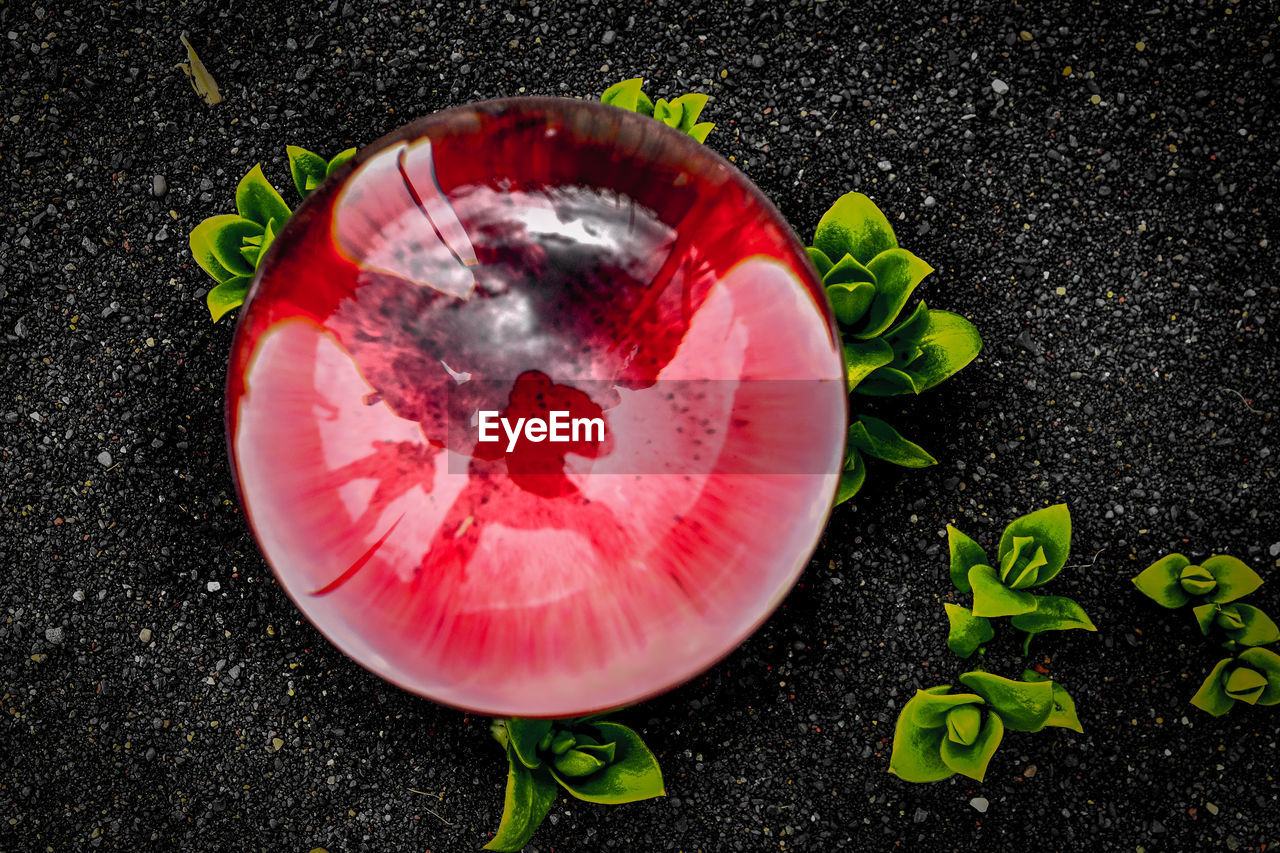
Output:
2 1 1278 850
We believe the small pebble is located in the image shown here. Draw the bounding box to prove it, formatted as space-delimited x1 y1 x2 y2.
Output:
45 627 64 644
1205 802 1219 815
152 175 167 197
1024 764 1037 778
207 581 222 592
970 797 989 813
97 451 113 467
991 79 1009 95
601 30 616 45
139 628 152 643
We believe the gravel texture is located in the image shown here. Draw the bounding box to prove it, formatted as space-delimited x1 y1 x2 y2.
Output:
2 1 1278 850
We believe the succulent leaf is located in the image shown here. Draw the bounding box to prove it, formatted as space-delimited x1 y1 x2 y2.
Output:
1202 555 1264 604
189 214 262 281
1009 595 1096 637
1225 666 1267 704
834 448 866 506
206 275 252 322
1021 670 1084 732
958 671 1055 733
848 416 936 468
286 145 328 199
888 687 955 783
897 309 983 393
652 97 682 128
945 603 994 658
938 711 1003 782
1132 553 1193 608
572 741 617 764
997 503 1071 587
852 249 934 340
828 280 878 328
842 339 894 392
823 252 877 287
908 689 984 729
1179 564 1217 596
853 366 919 396
687 121 715 143
1228 604 1280 647
806 246 834 278
670 93 708 131
549 722 664 804
235 164 291 229
812 191 899 267
554 748 607 778
1190 658 1236 716
507 718 554 769
946 525 987 594
325 147 357 177
1238 647 1280 705
944 703 983 746
549 730 577 756
601 77 646 112
968 564 1037 618
485 748 558 852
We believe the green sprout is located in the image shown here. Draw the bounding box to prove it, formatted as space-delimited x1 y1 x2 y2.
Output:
809 193 982 504
1133 552 1276 715
601 78 715 142
1191 648 1280 717
945 504 1096 657
188 145 355 321
889 670 1081 783
1132 553 1264 610
1192 601 1280 650
486 716 664 851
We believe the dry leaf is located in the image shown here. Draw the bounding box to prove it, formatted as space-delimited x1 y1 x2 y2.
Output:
176 32 223 105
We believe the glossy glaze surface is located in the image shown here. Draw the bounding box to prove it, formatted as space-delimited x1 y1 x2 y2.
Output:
227 98 846 716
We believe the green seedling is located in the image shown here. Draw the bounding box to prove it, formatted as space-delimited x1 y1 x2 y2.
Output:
945 504 1095 656
889 670 1080 783
486 717 664 851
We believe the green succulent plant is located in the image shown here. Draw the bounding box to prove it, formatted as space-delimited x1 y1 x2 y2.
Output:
1192 601 1280 649
889 670 1081 783
486 716 664 851
188 145 355 322
945 504 1096 657
811 193 982 505
1133 551 1276 715
601 78 715 142
1191 647 1280 717
1132 553 1264 610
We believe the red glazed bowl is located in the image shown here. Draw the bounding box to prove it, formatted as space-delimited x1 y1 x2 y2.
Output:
226 97 846 717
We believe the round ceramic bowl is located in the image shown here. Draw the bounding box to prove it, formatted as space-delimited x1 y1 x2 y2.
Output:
226 97 846 717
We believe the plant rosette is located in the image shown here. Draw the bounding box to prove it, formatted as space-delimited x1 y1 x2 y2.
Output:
945 503 1096 657
1192 601 1280 650
188 146 355 321
889 670 1081 783
1132 553 1265 610
600 77 715 142
805 192 982 505
1190 647 1280 717
486 717 664 851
